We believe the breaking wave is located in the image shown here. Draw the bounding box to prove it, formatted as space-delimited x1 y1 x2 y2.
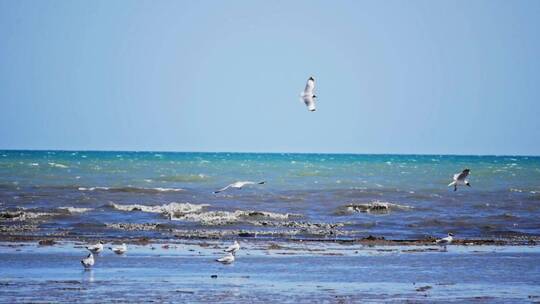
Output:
171 210 301 226
78 186 184 193
58 207 93 214
109 202 208 217
335 201 412 215
0 210 56 221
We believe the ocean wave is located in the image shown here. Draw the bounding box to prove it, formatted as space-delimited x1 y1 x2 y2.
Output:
109 202 208 217
0 210 55 221
156 174 208 182
58 207 93 214
171 210 301 226
78 186 184 193
335 201 412 215
48 162 69 168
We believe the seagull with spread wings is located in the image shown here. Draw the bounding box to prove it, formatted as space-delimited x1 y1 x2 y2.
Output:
448 169 471 191
213 181 265 194
300 76 317 112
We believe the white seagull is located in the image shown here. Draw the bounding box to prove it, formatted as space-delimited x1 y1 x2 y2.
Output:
213 181 265 194
448 169 471 191
216 252 235 264
300 76 317 112
86 241 104 254
436 233 454 246
109 243 127 255
224 240 240 255
81 253 94 269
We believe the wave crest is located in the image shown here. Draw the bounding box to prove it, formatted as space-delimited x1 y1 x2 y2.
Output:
109 202 208 217
172 210 300 226
336 201 412 215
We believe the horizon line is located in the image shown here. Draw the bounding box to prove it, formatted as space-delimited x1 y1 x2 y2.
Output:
0 148 538 158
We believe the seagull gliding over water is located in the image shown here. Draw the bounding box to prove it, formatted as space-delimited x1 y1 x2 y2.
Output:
213 181 265 194
448 169 471 191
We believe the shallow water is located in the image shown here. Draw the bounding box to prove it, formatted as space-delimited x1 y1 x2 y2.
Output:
1 151 540 240
0 241 539 303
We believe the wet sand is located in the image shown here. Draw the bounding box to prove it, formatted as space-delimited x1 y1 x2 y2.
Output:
1 240 539 303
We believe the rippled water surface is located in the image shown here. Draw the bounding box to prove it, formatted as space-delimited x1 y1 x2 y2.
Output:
1 151 539 240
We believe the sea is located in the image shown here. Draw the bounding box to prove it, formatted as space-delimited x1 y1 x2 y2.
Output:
1 150 539 241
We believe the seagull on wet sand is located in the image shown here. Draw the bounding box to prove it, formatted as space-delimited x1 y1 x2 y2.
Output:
86 241 104 254
448 169 471 191
300 76 317 112
216 252 235 264
213 181 265 194
436 233 454 251
224 240 240 255
81 253 94 269
109 243 127 255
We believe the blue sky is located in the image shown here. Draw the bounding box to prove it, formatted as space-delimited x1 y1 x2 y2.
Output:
1 1 539 155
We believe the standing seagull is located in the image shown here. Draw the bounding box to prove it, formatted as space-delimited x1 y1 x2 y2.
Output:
300 76 317 112
213 181 265 194
216 252 235 264
81 253 94 269
436 233 454 251
86 241 104 254
448 169 471 191
224 240 240 255
109 243 127 255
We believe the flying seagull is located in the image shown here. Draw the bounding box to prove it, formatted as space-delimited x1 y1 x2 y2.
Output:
216 252 235 264
86 241 104 254
224 240 240 255
300 76 317 112
109 243 127 255
448 169 471 191
213 181 265 194
81 253 94 269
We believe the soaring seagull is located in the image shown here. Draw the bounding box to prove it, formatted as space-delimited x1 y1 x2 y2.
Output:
213 181 265 194
448 169 471 191
300 76 317 112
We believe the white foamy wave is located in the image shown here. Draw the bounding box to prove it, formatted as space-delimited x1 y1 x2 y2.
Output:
110 202 208 217
152 187 185 192
58 207 92 213
337 201 412 215
0 210 55 221
48 162 69 168
171 210 300 226
78 186 184 193
78 186 110 191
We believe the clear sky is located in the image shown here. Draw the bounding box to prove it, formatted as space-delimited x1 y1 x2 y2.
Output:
1 1 539 155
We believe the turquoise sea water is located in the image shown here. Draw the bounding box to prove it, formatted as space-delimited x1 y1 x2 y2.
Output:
1 150 539 240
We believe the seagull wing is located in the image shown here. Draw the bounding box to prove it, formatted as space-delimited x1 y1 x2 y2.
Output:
303 77 315 95
302 95 316 111
214 184 232 194
456 170 469 181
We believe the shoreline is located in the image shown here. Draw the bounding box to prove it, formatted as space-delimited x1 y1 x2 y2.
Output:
1 239 539 303
1 234 537 247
